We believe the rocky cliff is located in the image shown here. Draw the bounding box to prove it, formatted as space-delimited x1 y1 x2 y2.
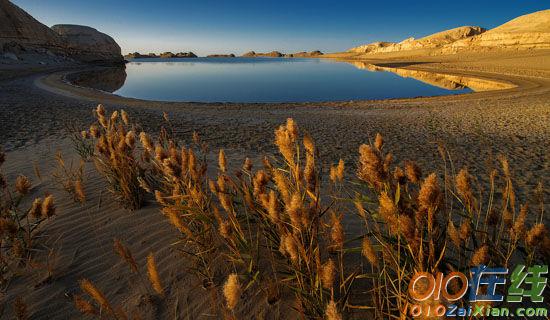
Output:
51 25 123 63
0 0 123 64
0 0 64 53
443 9 550 53
349 26 486 54
349 9 550 55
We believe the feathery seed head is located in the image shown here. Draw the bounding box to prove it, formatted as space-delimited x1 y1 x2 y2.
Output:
147 253 163 295
218 149 227 173
362 237 378 267
374 133 384 151
121 110 129 125
526 223 546 248
471 245 489 266
41 195 55 217
74 294 97 315
29 198 43 218
405 161 422 184
448 221 461 249
242 157 252 172
15 175 31 195
223 274 241 311
418 173 440 211
325 300 342 320
125 131 135 148
321 259 336 289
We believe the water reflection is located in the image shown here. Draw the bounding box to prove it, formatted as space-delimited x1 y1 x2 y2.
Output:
66 59 514 102
67 66 127 93
348 62 516 92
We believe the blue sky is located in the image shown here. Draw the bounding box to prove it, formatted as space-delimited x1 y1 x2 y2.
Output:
12 0 549 56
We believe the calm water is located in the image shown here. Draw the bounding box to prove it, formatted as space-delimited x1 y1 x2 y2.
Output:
107 58 472 102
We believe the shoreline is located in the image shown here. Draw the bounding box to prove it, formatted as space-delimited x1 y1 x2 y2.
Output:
36 56 529 107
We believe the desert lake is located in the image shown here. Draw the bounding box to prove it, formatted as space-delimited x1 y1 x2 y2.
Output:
76 57 482 102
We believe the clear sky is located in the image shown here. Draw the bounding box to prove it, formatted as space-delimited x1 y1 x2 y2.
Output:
12 0 549 56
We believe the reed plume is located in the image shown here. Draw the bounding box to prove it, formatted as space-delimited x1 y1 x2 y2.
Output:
471 245 489 266
74 294 97 315
41 195 55 217
362 237 378 267
113 239 138 273
325 299 342 320
79 279 115 316
321 259 336 289
404 160 421 184
15 175 31 195
147 253 163 295
223 273 241 311
526 224 546 247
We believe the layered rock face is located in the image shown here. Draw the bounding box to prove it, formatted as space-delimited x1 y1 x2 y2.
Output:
0 0 64 52
349 9 550 55
51 25 123 63
445 9 550 52
349 26 486 54
0 0 123 64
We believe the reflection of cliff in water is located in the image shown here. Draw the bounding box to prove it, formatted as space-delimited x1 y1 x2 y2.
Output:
67 66 127 92
348 62 516 92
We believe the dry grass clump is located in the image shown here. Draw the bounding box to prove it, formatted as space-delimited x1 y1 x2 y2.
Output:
52 152 86 204
352 136 549 317
138 116 350 318
75 241 165 318
77 111 547 319
66 122 95 161
0 149 56 285
81 105 146 210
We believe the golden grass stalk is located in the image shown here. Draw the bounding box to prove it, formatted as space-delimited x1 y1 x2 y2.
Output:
218 149 227 173
15 175 31 195
404 160 422 184
113 239 138 273
146 253 163 295
325 299 342 320
79 279 115 316
74 179 86 203
41 195 55 218
362 237 378 267
29 198 43 219
223 273 241 311
470 245 489 266
526 223 546 247
74 294 97 315
321 259 336 289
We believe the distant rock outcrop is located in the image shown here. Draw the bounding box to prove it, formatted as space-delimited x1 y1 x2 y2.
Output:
291 50 324 57
242 51 256 57
158 51 197 58
443 9 550 52
241 51 282 57
242 50 323 58
349 26 486 54
124 52 157 59
175 52 197 58
51 24 123 63
207 54 236 58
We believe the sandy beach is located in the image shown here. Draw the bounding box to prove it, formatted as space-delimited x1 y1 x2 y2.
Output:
1 48 549 318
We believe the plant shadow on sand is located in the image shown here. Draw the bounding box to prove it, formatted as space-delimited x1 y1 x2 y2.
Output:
2 105 547 319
